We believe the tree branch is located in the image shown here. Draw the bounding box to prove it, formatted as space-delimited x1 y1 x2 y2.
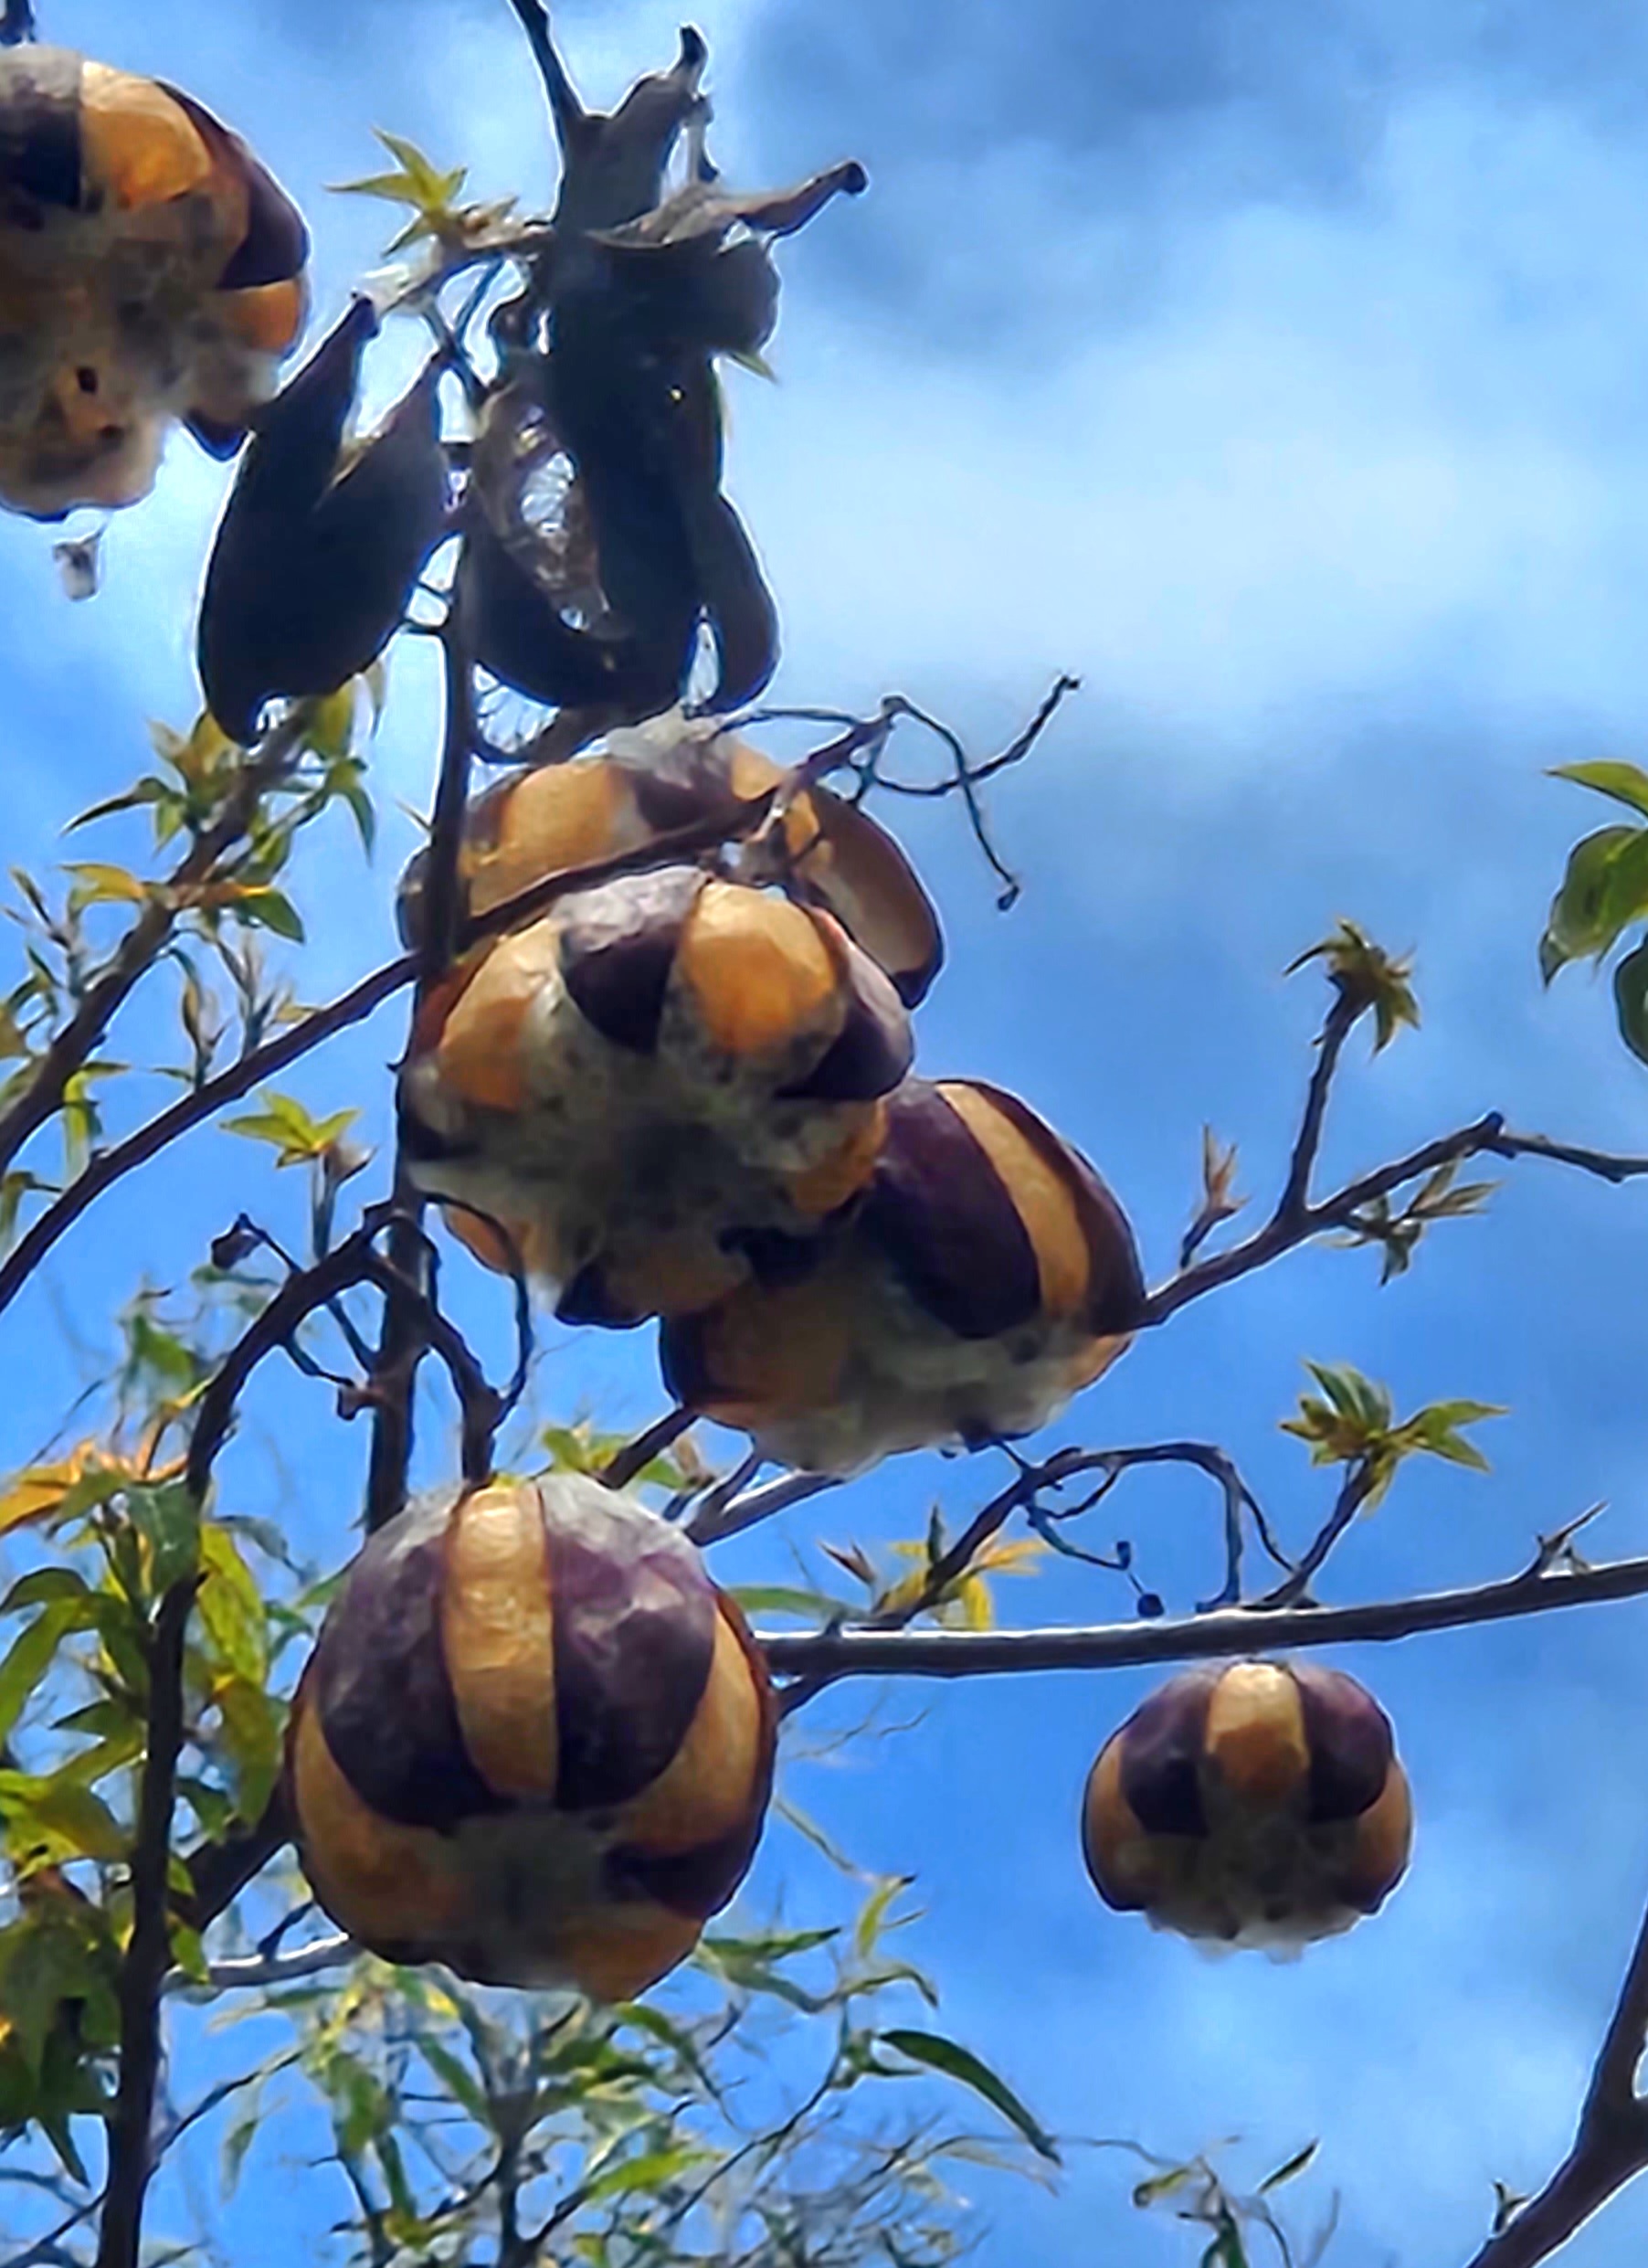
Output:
1276 992 1359 1225
1145 1115 1648 1326
94 1576 196 2268
759 1542 1648 1698
0 719 304 1182
364 619 476 1531
1462 1890 1648 2268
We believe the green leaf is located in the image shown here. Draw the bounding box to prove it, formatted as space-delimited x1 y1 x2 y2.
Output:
0 1771 128 1865
1 1567 90 1614
231 886 305 942
1550 760 1648 819
1541 826 1648 976
1614 938 1648 1065
0 1602 84 1743
879 2030 1060 2163
214 1675 282 1818
854 1875 914 1959
131 1479 200 1593
1258 2139 1319 2192
582 2143 719 2203
198 1524 269 1683
223 1090 358 1167
728 1585 850 1621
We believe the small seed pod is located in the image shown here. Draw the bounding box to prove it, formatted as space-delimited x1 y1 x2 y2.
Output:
395 713 943 1007
1082 1660 1413 1952
197 297 449 743
661 1076 1144 1475
0 46 308 518
286 1474 776 1999
400 866 912 1325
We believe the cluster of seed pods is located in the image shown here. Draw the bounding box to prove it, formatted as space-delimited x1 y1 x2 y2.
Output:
2 44 1416 1996
396 714 1149 1475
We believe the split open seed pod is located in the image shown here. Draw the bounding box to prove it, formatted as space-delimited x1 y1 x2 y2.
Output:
395 711 943 1008
401 865 912 1325
287 1473 776 1999
1082 1659 1413 1952
662 1076 1145 1475
0 45 308 517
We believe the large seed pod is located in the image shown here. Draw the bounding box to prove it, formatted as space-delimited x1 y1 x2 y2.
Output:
1082 1660 1413 1952
197 297 449 743
287 1475 776 1998
400 866 911 1325
661 1076 1144 1475
0 45 308 518
395 711 943 1007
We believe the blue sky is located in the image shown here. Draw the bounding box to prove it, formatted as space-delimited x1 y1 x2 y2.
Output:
9 0 1648 2260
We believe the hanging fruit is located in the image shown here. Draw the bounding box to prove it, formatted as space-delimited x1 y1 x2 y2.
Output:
400 866 912 1325
286 1473 776 1999
661 1077 1144 1475
395 711 943 1006
0 44 308 517
1081 1660 1413 1951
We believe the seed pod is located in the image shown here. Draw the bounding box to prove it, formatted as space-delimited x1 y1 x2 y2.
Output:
400 867 912 1325
661 1076 1144 1474
395 712 942 1006
287 1475 776 1998
196 297 449 744
1081 1660 1413 1952
0 46 308 518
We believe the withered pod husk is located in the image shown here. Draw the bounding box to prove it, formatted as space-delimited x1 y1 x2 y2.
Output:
286 1473 776 1999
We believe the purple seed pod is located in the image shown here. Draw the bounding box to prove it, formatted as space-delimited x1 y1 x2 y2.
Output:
286 1472 776 2000
1082 1659 1413 1952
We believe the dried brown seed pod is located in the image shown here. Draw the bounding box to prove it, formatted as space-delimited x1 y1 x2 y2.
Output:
661 1076 1144 1474
0 46 308 518
1081 1660 1413 1952
400 866 912 1325
286 1473 776 1999
197 298 449 744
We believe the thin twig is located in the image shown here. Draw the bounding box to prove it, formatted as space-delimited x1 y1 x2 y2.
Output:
0 952 412 1319
601 1404 694 1491
0 717 305 1182
688 1468 839 1544
1276 992 1359 1225
1258 1463 1379 1608
176 1934 357 1993
1145 1115 1648 1326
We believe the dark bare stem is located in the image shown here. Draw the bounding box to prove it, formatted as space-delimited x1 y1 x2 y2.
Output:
502 0 588 150
0 718 304 1182
180 1787 291 1934
689 1468 838 1544
762 1542 1648 1699
1276 992 1359 1225
94 1582 195 2268
364 621 475 1531
601 1404 694 1491
1462 1892 1648 2268
1258 1463 1378 1608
